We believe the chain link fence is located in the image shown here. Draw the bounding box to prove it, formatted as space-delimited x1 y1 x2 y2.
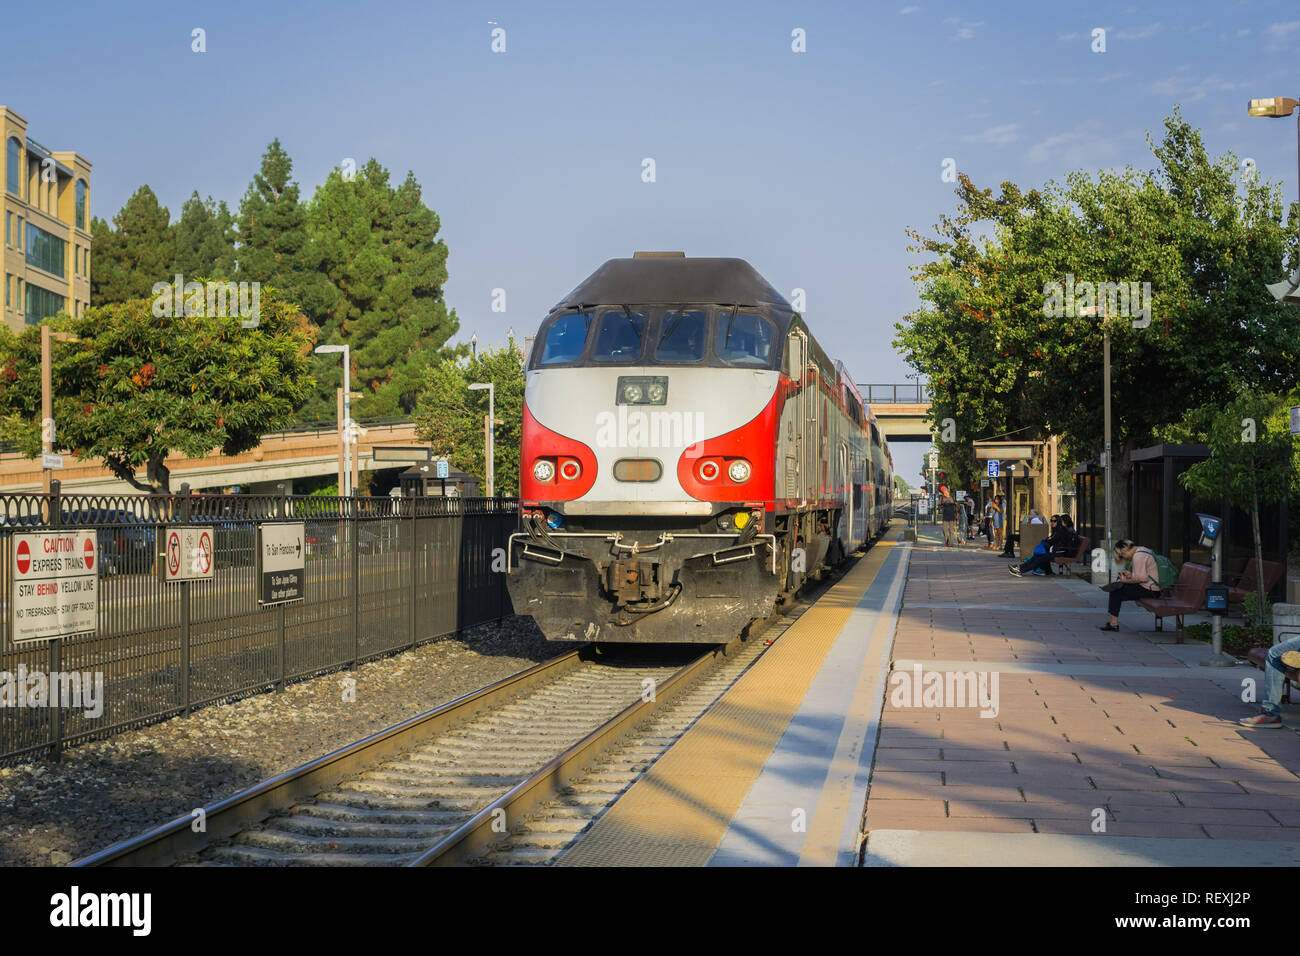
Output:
0 489 518 762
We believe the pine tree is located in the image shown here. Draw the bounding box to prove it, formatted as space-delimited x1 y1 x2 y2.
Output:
172 192 236 279
235 140 334 321
305 160 459 422
88 185 174 305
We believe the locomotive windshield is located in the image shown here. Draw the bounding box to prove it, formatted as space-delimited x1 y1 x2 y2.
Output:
590 309 648 363
715 310 774 366
654 309 707 362
531 306 779 369
537 311 593 365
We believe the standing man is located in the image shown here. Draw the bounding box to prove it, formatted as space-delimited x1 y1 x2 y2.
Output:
939 489 959 549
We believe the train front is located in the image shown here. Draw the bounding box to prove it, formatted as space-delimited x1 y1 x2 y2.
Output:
508 255 788 643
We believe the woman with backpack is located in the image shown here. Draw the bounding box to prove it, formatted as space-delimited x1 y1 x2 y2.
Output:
1098 539 1161 631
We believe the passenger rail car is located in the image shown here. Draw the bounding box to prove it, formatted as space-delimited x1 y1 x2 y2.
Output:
508 253 892 643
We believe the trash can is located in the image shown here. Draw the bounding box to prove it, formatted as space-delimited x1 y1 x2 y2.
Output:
1019 520 1049 560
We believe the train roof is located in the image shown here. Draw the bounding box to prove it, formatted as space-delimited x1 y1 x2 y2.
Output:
550 256 794 314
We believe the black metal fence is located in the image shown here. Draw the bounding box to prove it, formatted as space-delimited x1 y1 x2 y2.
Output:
857 383 931 405
0 489 518 763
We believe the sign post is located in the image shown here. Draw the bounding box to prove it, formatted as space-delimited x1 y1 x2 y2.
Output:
257 522 305 606
437 457 449 497
11 530 98 643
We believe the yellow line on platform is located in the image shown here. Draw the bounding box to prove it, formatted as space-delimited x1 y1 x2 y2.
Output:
558 539 897 867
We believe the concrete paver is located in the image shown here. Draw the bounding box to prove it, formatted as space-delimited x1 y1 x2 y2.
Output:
864 525 1300 865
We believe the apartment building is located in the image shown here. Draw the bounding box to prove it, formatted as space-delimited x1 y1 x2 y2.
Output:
1 105 92 334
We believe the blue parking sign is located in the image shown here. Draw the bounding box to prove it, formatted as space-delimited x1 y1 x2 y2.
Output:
987 460 999 478
436 459 449 479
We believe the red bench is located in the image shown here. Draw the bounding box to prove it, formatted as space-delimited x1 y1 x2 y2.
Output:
1052 535 1090 571
1228 558 1286 606
1137 562 1211 643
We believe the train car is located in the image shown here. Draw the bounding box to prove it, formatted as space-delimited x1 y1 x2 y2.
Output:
508 253 892 643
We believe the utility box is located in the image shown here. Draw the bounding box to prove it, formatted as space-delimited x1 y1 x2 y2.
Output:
1018 520 1049 559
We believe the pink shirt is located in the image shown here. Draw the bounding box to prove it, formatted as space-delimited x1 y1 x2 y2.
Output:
1129 549 1160 592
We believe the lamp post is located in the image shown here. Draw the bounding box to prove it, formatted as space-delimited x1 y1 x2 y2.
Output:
1076 304 1115 581
468 382 494 497
1247 97 1300 302
40 326 80 497
315 345 352 496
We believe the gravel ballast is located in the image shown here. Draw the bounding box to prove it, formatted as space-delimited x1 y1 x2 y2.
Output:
0 616 555 867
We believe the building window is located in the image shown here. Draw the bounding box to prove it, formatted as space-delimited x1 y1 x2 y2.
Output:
24 284 65 326
4 274 9 308
25 223 66 278
16 216 22 249
4 211 9 245
5 137 20 196
75 179 87 230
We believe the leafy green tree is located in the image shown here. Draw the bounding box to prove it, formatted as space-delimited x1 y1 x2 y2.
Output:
1179 392 1296 616
895 111 1299 537
172 192 236 279
89 185 175 305
306 161 459 422
0 288 316 493
412 340 523 496
236 140 335 324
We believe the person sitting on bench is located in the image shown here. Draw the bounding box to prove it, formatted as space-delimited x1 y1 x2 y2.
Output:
1009 515 1078 577
1239 634 1300 728
1097 539 1160 631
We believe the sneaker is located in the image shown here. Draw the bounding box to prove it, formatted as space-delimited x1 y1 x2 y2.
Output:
1238 710 1283 728
1008 566 1022 577
1098 623 1119 632
1032 569 1046 576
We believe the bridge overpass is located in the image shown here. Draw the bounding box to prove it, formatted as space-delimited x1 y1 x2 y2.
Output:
858 383 932 442
0 419 426 495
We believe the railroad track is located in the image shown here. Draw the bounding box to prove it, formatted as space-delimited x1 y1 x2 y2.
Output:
76 565 836 868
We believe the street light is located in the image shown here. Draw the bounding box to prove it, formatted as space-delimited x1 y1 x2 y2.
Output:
314 344 353 496
1247 96 1300 302
1077 303 1115 580
468 382 494 497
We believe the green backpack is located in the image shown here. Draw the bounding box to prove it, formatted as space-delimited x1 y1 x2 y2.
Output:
1134 547 1178 592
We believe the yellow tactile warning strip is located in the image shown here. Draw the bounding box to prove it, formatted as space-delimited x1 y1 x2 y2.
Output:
558 539 897 866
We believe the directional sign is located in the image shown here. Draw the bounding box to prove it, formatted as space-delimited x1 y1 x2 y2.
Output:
42 453 63 470
11 530 98 643
257 522 305 606
436 458 449 479
158 526 214 582
987 460 1000 478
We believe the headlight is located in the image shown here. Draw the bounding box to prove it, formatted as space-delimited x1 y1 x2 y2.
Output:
647 383 665 403
533 460 555 482
623 383 643 403
728 459 751 482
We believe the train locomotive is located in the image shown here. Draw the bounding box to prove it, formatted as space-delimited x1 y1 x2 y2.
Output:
508 253 893 643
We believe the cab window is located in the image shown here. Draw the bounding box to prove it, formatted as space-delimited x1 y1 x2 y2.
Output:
590 309 647 363
715 310 774 366
654 309 707 362
537 311 593 366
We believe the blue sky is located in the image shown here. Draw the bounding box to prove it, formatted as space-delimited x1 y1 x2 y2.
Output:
5 0 1298 481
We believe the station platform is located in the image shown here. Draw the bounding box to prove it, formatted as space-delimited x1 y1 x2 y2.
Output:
559 523 1300 866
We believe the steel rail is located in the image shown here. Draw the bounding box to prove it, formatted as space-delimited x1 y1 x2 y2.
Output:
73 649 586 867
409 633 744 866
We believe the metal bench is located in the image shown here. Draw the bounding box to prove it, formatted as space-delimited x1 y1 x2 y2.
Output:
1136 562 1211 643
1052 535 1090 572
1228 558 1287 606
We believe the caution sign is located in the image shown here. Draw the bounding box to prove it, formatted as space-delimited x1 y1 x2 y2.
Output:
257 522 304 606
158 526 214 582
11 531 98 643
